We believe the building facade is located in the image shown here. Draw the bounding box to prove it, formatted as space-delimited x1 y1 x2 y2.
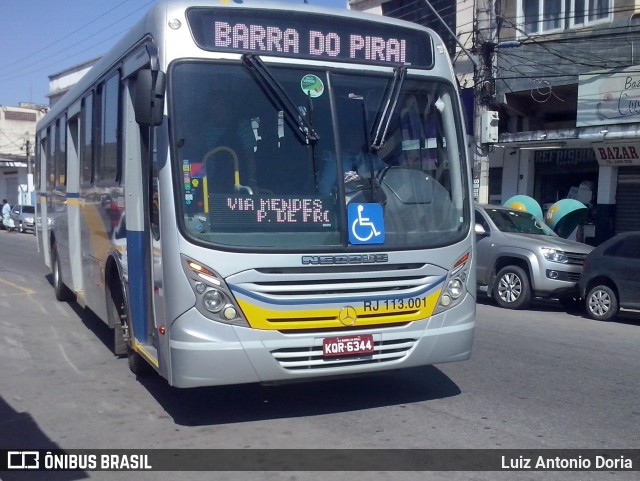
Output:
0 57 99 208
47 57 100 106
349 0 475 84
0 104 47 206
351 0 640 245
489 0 640 244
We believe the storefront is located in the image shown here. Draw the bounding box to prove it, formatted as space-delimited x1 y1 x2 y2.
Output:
615 166 640 232
576 67 640 242
592 144 640 234
533 148 599 212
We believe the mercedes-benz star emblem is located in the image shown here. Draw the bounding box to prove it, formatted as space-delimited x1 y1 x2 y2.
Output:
338 306 357 326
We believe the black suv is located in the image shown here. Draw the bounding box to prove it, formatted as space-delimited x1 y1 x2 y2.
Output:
579 231 640 321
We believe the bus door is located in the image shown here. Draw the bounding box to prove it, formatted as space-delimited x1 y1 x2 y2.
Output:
65 105 85 304
122 63 163 369
150 172 164 353
39 132 51 269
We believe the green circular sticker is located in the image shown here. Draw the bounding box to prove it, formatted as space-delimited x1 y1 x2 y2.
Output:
301 74 324 98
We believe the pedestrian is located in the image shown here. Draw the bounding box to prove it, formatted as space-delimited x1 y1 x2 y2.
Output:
2 199 15 232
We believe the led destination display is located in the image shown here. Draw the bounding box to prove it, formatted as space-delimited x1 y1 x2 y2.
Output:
209 194 335 231
187 8 433 67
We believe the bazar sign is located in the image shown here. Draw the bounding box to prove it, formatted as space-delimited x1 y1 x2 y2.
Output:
592 142 640 166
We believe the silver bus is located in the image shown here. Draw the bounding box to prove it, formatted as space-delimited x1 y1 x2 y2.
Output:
36 0 476 388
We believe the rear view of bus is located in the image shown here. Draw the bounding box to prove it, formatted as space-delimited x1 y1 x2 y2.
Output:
39 0 476 388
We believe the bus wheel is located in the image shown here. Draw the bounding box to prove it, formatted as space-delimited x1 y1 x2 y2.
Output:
107 284 151 375
127 343 152 376
52 246 73 302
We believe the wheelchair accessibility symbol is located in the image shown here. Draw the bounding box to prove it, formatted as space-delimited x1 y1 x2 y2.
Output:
348 203 385 245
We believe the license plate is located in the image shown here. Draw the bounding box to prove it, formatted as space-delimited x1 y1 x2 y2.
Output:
322 334 374 358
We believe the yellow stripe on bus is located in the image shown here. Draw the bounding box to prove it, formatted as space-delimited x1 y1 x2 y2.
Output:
133 341 160 368
236 289 441 331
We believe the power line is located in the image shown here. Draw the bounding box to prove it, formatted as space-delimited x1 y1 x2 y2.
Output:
0 1 153 83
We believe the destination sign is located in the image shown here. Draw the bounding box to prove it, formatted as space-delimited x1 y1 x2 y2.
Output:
209 194 335 231
187 8 433 68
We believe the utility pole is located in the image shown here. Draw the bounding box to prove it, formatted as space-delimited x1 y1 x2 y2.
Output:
25 134 33 205
473 0 498 204
26 138 31 177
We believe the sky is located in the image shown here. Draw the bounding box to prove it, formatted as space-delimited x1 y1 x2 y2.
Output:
0 0 349 107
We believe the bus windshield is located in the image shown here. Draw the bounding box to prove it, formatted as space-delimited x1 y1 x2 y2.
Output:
171 61 468 249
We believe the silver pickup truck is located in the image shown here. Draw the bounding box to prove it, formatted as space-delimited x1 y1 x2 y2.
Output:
474 204 594 310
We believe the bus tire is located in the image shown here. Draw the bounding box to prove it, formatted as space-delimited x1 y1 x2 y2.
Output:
127 343 152 376
52 246 73 302
107 283 151 375
112 316 127 357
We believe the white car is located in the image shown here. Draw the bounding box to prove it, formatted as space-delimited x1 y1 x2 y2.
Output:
10 205 36 234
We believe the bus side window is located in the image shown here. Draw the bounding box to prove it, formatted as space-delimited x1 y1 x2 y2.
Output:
80 93 94 186
96 72 121 185
55 116 67 191
44 128 53 193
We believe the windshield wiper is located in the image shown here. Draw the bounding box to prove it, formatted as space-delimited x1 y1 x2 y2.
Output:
242 53 319 144
370 65 407 151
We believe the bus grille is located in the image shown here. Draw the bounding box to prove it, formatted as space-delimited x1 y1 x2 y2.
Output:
271 338 417 370
231 263 442 301
227 263 447 331
250 264 431 297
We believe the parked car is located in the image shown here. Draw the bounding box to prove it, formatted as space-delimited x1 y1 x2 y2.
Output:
579 231 640 321
475 204 594 310
10 204 36 233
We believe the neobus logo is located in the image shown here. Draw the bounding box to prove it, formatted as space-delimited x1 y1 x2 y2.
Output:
302 254 389 265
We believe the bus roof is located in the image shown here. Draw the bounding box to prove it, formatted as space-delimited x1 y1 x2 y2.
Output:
39 0 443 130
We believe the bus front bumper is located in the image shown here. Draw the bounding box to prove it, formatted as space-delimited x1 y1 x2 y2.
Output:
168 294 475 388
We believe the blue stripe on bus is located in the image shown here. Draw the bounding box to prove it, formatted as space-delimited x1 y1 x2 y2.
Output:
126 230 148 343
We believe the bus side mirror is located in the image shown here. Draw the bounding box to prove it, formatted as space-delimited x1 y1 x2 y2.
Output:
134 69 166 127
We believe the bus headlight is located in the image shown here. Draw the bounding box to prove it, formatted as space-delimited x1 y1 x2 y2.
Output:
181 254 249 327
448 278 464 299
203 289 226 313
434 251 472 314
